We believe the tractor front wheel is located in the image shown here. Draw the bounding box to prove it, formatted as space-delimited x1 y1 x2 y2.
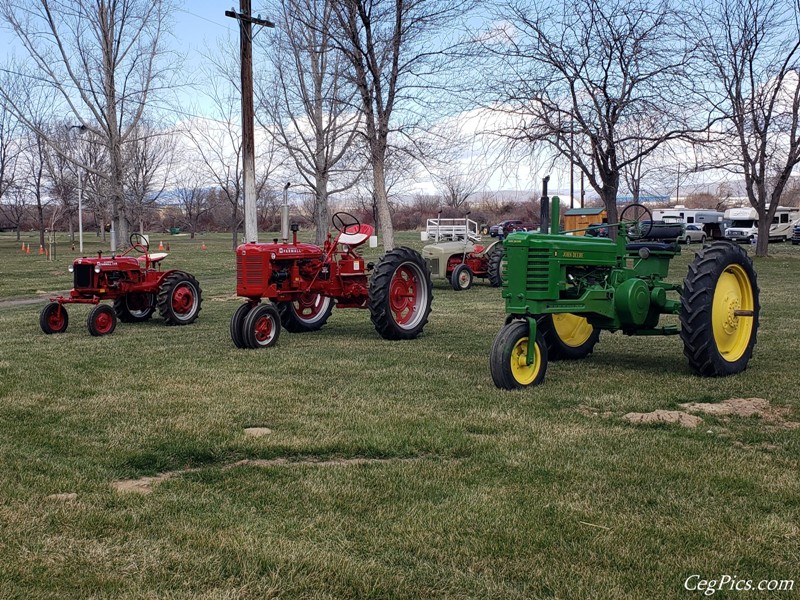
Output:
369 247 433 340
538 313 600 360
680 242 759 376
157 272 202 325
40 302 69 334
242 303 281 348
87 304 117 336
277 293 333 332
490 320 548 390
230 302 255 348
487 246 504 288
450 263 473 291
114 293 155 323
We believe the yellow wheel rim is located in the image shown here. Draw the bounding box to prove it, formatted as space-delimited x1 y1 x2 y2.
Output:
552 313 594 347
509 336 541 385
712 264 754 362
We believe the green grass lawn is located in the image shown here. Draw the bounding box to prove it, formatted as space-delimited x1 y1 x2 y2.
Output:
0 230 798 599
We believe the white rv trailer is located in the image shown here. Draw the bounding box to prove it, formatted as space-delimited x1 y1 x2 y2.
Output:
723 206 800 242
651 207 726 238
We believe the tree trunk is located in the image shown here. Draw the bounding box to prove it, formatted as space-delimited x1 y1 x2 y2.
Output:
372 159 394 250
313 173 329 246
231 203 239 252
37 203 45 250
16 225 20 241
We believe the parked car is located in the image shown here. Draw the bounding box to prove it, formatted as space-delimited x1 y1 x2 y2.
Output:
792 223 800 245
488 219 536 237
679 224 707 244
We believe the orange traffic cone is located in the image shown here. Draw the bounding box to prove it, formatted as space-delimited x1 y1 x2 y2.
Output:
26 243 30 254
201 242 207 250
21 242 25 252
39 245 45 255
159 240 164 250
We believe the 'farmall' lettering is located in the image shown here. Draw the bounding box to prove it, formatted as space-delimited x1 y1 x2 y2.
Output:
278 247 302 254
562 251 584 259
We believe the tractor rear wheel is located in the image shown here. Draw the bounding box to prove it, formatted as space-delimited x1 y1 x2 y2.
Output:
680 242 759 376
242 303 281 348
369 247 433 340
450 263 473 291
490 320 548 389
538 313 600 360
277 293 333 332
230 302 255 348
114 293 155 323
487 246 504 288
87 304 117 336
157 272 202 325
40 302 68 334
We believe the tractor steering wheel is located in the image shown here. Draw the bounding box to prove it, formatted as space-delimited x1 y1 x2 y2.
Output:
332 211 361 235
129 232 150 254
619 203 653 240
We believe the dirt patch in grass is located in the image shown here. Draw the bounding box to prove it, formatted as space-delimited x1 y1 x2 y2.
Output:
577 405 614 419
46 492 78 502
243 427 272 437
112 456 423 494
681 397 799 429
622 410 703 429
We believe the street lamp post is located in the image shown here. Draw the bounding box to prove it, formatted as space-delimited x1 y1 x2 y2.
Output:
67 124 87 254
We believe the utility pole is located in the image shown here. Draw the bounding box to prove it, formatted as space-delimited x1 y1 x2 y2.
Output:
225 2 274 244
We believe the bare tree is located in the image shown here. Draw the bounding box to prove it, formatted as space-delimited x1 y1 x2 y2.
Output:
18 127 50 249
257 0 363 245
479 0 703 229
123 122 177 234
0 67 23 214
331 0 471 250
0 184 29 238
693 0 800 256
0 0 178 249
173 171 210 239
187 36 285 250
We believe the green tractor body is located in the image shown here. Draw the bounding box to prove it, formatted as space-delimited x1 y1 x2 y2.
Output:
491 195 759 390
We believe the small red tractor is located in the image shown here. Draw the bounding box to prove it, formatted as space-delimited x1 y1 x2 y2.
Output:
421 212 504 290
421 237 503 290
39 233 202 336
230 196 433 348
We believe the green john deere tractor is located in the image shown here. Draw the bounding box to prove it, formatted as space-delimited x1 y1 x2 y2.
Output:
490 181 760 389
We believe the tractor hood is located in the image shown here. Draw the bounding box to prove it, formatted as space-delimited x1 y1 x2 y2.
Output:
422 240 476 257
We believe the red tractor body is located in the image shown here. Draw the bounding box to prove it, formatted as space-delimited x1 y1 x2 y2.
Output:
40 234 202 336
230 214 433 349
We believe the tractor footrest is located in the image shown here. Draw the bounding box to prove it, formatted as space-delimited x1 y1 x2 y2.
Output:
626 242 679 253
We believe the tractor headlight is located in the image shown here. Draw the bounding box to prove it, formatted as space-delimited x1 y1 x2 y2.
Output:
68 265 74 273
94 266 101 273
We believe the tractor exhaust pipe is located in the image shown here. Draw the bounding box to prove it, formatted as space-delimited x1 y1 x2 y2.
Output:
540 176 550 233
281 182 291 243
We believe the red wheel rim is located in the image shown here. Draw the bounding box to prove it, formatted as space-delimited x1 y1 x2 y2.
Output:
94 310 114 334
254 315 274 343
294 293 326 321
171 283 196 315
389 265 419 325
47 307 65 330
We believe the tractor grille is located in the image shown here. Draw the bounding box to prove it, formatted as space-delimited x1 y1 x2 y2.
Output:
73 264 92 288
237 253 264 288
425 258 439 274
526 248 550 293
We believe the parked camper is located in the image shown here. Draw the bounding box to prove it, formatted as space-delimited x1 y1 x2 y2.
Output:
651 207 726 239
724 206 800 242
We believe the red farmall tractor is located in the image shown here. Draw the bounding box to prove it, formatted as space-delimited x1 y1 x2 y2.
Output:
230 209 433 349
39 233 202 336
